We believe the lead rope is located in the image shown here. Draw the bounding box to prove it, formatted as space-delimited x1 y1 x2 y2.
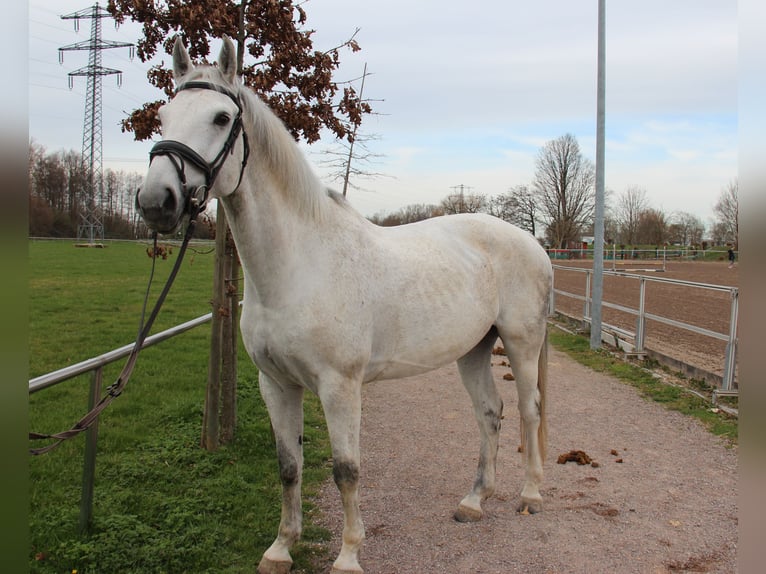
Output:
29 208 203 455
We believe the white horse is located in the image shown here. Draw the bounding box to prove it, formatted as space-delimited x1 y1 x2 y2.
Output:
137 36 552 574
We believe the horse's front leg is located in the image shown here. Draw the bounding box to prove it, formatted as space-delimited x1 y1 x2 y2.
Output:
319 376 365 574
257 373 305 574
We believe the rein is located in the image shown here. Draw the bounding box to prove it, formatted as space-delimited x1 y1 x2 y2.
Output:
28 193 205 455
30 80 250 456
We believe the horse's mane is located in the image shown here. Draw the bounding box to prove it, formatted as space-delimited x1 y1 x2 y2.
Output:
182 66 331 221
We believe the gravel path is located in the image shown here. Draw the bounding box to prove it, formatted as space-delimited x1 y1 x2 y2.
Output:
311 342 737 573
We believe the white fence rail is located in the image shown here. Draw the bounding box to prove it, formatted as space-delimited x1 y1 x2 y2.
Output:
29 312 214 533
551 265 738 399
32 268 739 532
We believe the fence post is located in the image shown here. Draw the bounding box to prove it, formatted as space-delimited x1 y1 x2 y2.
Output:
722 288 739 391
79 366 102 534
583 270 592 332
635 277 646 353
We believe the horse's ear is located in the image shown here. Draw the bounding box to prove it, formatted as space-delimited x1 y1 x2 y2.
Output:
172 36 193 80
218 35 238 84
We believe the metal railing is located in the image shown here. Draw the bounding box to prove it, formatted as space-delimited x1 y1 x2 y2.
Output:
29 312 214 533
551 265 739 397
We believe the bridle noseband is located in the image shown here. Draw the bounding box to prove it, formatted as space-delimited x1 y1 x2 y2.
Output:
31 81 252 455
147 81 251 216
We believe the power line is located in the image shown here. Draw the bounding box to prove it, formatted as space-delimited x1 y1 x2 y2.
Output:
59 3 134 244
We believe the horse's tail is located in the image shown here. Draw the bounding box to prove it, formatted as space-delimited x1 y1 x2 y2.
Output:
537 326 548 461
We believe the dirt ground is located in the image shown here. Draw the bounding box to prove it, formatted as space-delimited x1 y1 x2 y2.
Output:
311 346 738 574
551 260 739 380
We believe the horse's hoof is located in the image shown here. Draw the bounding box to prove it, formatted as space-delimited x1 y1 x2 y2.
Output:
257 556 293 574
330 566 364 574
454 502 483 523
517 499 543 515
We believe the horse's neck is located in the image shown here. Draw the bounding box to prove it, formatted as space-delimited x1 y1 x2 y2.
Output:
222 97 357 303
221 178 329 306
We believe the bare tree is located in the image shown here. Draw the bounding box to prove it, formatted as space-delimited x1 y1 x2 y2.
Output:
368 203 444 226
670 211 706 246
317 64 388 196
441 192 486 215
28 144 149 238
713 179 738 247
319 132 388 194
487 185 538 235
614 186 648 244
636 208 668 245
533 134 595 249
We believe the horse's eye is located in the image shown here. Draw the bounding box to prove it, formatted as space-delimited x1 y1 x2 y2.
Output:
214 112 230 126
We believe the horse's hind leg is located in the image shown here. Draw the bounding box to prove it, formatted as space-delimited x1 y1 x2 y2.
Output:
454 329 503 522
501 325 547 515
257 373 305 574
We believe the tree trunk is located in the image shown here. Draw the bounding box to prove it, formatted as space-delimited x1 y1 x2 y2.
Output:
220 231 239 444
201 203 227 451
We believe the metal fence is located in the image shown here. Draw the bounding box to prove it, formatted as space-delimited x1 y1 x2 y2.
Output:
546 246 733 271
31 267 739 531
551 264 739 399
29 312 213 533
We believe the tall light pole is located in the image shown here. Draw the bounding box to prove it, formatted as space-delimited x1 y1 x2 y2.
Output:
590 0 606 349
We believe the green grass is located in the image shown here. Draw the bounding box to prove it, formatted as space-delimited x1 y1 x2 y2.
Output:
30 239 737 572
29 239 332 573
548 325 738 445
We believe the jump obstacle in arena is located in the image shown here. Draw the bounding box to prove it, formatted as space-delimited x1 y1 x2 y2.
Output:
547 246 667 272
609 246 666 272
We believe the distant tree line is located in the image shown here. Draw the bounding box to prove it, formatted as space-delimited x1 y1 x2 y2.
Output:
29 141 142 238
369 134 739 250
27 141 218 240
30 133 737 250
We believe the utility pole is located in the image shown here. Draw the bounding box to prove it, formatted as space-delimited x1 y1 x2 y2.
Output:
60 3 134 245
450 184 473 213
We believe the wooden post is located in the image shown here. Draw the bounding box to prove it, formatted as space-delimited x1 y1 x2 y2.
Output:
220 231 238 444
201 203 227 451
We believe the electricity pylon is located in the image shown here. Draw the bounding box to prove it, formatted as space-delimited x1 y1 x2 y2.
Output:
59 3 134 244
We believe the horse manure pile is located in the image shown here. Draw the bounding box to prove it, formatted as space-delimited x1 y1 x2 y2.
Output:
557 448 628 467
557 449 599 467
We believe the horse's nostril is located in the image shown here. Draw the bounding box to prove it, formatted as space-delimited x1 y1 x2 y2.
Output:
162 190 177 213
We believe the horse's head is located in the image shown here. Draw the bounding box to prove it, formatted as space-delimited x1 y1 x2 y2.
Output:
136 36 249 233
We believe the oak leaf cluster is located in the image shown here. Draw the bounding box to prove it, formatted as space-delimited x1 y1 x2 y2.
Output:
108 0 370 143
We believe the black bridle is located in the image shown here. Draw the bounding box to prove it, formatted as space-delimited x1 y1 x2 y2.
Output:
147 81 251 215
29 81 251 456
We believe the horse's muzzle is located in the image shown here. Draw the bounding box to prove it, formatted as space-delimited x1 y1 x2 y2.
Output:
135 186 184 234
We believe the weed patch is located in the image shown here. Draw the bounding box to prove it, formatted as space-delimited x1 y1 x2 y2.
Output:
29 240 333 573
548 325 737 445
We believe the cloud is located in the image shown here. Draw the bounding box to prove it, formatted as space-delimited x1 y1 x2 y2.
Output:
29 0 737 226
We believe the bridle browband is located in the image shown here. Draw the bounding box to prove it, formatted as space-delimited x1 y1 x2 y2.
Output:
29 82 252 456
147 80 251 214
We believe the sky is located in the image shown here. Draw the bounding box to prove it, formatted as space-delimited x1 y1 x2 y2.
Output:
28 0 737 225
